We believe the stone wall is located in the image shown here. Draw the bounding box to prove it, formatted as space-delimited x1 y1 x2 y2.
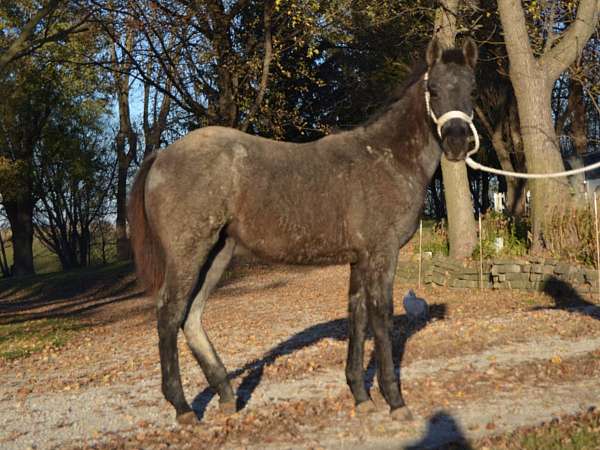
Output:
397 257 599 293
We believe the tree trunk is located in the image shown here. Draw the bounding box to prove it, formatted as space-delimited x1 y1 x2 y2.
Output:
115 163 131 260
112 30 137 261
497 0 598 252
510 66 570 251
434 0 477 259
507 100 527 216
481 172 490 213
4 198 35 276
0 229 11 276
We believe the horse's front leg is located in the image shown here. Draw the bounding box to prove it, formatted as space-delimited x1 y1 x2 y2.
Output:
365 252 413 421
345 262 376 413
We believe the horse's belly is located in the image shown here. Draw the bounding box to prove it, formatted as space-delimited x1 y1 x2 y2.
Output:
227 217 356 266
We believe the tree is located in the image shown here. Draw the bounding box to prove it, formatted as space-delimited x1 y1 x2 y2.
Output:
0 0 91 74
0 62 57 276
474 36 528 216
110 24 137 260
497 0 599 251
434 0 478 259
34 121 114 269
0 2 108 275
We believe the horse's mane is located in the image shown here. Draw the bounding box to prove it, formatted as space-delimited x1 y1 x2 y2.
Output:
362 48 468 128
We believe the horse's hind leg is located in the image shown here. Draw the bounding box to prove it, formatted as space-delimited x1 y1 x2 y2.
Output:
183 235 236 414
157 234 223 425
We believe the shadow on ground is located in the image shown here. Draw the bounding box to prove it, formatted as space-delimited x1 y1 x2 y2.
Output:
404 410 473 449
0 262 144 324
534 276 600 320
192 303 447 420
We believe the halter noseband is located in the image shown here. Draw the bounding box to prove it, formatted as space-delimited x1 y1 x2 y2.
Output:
424 72 480 156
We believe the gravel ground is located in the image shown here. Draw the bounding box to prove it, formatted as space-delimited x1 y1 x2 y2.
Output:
2 262 600 449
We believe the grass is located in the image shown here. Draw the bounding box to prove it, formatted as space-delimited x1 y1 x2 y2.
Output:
480 409 600 450
0 317 86 361
1 235 62 275
1 232 118 277
0 261 135 360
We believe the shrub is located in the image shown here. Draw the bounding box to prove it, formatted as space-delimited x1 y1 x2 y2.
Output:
546 206 595 267
421 220 449 256
473 211 529 259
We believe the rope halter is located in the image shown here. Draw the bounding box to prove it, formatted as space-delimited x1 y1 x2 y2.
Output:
423 73 600 179
423 72 480 157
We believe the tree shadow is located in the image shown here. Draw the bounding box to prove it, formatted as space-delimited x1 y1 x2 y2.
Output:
0 262 149 325
532 276 600 320
404 411 473 449
0 263 136 313
191 302 447 420
0 289 144 325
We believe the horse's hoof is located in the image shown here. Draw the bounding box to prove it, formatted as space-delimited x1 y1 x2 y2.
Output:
355 400 378 415
390 406 414 421
176 411 199 425
219 400 237 415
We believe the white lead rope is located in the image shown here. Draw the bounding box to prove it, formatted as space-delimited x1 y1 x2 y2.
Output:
424 72 600 179
464 154 600 179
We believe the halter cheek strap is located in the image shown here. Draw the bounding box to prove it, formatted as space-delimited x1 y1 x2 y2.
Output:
424 72 480 156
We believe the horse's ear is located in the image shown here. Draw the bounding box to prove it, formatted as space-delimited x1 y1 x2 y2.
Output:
426 38 442 67
462 37 478 69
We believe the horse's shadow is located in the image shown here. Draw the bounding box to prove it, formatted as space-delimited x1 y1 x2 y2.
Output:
533 275 600 319
191 303 447 420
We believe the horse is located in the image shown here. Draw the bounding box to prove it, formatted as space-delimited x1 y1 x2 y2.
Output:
128 37 478 424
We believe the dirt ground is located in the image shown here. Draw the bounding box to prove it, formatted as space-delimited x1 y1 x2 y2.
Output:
2 259 600 449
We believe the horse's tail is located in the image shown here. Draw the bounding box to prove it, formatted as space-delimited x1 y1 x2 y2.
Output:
128 152 165 295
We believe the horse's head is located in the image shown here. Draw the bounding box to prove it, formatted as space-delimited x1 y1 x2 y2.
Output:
424 37 478 161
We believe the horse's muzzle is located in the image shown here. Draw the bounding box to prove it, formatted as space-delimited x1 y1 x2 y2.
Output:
441 122 469 161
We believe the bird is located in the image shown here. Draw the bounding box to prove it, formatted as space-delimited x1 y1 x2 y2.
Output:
403 289 429 323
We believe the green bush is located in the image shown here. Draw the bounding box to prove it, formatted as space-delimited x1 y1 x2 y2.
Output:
472 211 529 259
421 220 449 256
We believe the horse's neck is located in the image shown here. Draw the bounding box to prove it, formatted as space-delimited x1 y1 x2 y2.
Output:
362 78 442 182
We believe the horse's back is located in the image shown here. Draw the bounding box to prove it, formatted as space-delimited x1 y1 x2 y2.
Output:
143 126 362 264
141 125 420 266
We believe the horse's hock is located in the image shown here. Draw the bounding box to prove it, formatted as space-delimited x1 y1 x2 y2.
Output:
398 256 599 294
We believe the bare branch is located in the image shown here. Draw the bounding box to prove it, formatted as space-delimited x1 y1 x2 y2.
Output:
0 0 62 72
541 0 600 80
241 1 274 132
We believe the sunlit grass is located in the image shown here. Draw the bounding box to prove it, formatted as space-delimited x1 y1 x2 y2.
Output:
482 410 600 450
0 318 86 361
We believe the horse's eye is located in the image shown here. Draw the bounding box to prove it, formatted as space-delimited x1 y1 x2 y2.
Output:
429 87 439 98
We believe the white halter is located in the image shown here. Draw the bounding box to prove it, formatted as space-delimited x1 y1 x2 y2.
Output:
423 72 480 157
422 73 600 179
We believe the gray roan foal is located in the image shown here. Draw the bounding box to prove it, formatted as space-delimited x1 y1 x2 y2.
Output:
128 38 478 424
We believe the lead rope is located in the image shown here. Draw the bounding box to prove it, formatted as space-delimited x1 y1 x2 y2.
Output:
424 72 600 179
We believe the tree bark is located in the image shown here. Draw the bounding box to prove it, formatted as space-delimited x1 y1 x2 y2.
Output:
4 198 35 276
112 29 137 261
435 0 478 259
0 230 9 277
475 100 527 216
143 77 172 158
497 0 599 252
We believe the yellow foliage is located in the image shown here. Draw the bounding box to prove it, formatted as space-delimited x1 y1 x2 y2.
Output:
0 157 28 201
